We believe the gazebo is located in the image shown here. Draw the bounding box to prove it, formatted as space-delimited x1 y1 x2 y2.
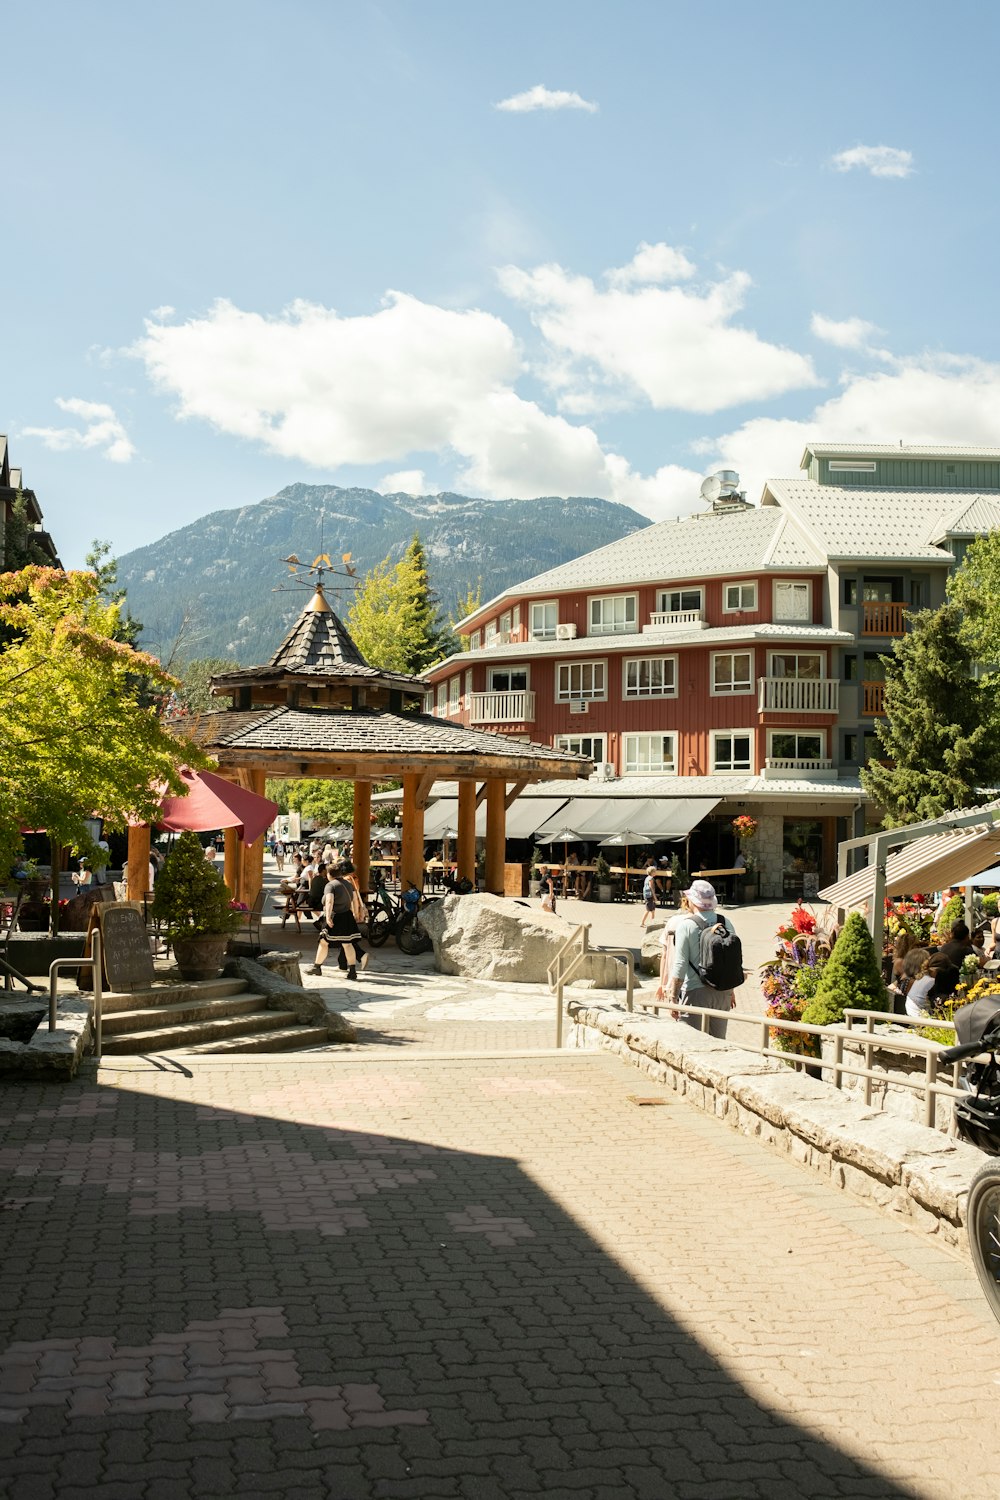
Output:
128 577 590 905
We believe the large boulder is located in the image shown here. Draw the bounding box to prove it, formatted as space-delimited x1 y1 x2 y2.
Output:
640 921 667 977
420 893 629 988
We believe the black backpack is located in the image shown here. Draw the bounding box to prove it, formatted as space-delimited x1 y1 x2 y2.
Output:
695 915 745 990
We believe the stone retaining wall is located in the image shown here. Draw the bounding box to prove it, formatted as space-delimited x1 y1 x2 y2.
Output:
0 997 92 1079
566 1000 985 1251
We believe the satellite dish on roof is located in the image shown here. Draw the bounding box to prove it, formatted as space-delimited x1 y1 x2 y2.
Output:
700 475 723 504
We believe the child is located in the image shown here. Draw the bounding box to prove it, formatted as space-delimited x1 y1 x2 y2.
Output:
640 864 659 928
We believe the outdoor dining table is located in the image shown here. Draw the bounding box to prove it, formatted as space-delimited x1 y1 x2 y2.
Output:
694 866 746 901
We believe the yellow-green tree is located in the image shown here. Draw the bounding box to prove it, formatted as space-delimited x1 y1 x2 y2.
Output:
348 535 448 674
0 566 202 927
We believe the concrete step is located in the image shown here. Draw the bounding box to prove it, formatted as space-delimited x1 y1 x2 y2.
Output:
100 977 250 1016
176 1025 333 1055
101 1006 305 1054
102 993 267 1037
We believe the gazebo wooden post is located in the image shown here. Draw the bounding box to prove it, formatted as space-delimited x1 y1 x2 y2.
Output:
457 780 477 886
353 780 372 893
237 770 267 907
223 828 240 899
401 773 426 892
126 823 151 902
485 780 506 896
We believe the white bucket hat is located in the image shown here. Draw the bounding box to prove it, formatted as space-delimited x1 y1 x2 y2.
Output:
684 879 718 911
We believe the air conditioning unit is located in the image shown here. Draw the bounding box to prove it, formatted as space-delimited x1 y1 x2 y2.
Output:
596 761 616 781
555 622 578 640
569 699 589 714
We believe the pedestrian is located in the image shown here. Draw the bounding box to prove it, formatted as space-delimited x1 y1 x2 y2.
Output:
538 864 556 915
307 858 368 980
274 839 286 873
640 863 659 928
657 879 744 1039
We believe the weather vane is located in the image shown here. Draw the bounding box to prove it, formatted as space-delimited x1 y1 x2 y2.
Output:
272 509 360 600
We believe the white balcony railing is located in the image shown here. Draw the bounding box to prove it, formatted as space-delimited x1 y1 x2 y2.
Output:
764 757 835 773
645 609 707 632
469 690 536 724
757 677 839 713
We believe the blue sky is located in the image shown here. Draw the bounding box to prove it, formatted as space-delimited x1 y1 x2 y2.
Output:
5 0 1000 566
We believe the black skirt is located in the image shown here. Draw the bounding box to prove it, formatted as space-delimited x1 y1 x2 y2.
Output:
321 909 362 943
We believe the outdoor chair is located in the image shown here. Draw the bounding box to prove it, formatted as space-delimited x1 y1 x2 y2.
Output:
244 887 266 956
0 887 43 992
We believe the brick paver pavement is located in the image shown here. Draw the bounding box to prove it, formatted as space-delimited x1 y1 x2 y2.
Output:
2 1050 1000 1499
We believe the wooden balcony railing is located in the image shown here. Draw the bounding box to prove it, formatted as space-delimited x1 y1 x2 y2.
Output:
469 690 536 724
757 678 839 713
861 601 907 636
863 681 886 715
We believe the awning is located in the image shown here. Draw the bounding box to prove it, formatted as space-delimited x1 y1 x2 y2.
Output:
819 824 1000 908
156 769 278 845
627 796 722 839
423 795 570 841
535 795 719 841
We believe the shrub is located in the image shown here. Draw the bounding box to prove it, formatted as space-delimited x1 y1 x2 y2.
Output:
593 854 611 883
933 894 964 942
801 912 888 1028
982 893 999 920
151 831 245 939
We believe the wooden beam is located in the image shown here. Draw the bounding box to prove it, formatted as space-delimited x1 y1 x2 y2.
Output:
353 780 372 893
485 780 506 897
457 779 477 886
414 769 436 812
401 772 426 892
126 823 151 903
475 783 488 808
505 778 529 810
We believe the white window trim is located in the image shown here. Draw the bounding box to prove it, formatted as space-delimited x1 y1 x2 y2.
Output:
723 580 758 613
555 659 608 702
710 729 754 774
512 604 521 629
448 676 461 713
529 599 559 639
554 734 608 762
766 729 825 760
587 592 638 636
710 650 754 696
468 630 481 651
766 650 824 679
657 585 704 614
772 579 812 622
487 665 530 692
622 655 678 699
622 732 678 776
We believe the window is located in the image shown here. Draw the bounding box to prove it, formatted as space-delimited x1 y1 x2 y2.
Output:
469 630 481 651
829 460 877 473
657 587 702 615
623 733 676 774
844 579 858 607
512 604 521 630
499 612 512 637
773 581 811 621
724 581 757 612
488 667 528 692
767 652 822 680
555 734 607 761
769 732 824 761
556 661 607 701
448 677 460 713
530 601 558 639
711 652 753 694
712 732 753 773
424 690 434 715
464 669 473 699
485 621 497 646
589 593 637 635
845 732 880 763
436 681 447 713
623 656 677 698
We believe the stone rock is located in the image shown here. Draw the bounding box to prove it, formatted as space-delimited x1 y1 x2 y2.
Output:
223 956 356 1040
420 893 628 988
0 996 92 1078
640 921 667 976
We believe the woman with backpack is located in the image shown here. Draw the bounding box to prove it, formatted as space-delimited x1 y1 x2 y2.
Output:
657 879 743 1039
306 858 369 980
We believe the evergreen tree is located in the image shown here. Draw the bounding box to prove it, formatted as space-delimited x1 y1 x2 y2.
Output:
85 540 143 648
174 656 241 714
861 604 1000 826
2 492 53 570
800 913 888 1027
348 532 448 675
948 531 1000 666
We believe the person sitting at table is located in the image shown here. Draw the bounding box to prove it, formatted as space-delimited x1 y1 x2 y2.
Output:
904 949 956 1016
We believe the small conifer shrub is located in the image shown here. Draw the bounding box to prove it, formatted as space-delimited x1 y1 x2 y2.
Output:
151 830 244 939
800 912 888 1028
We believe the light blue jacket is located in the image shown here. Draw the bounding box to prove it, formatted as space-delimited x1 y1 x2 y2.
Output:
670 911 736 990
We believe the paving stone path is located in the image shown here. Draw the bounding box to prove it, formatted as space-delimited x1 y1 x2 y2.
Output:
2 1049 1000 1498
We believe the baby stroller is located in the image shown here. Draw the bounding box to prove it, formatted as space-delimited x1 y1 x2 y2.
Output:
939 997 1000 1323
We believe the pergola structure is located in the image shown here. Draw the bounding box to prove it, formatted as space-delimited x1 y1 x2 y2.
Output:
128 578 590 905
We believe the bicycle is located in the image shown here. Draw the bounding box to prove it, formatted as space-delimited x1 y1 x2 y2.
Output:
939 1000 1000 1325
365 874 433 954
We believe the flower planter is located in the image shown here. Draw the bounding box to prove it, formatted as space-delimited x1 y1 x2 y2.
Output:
172 933 231 982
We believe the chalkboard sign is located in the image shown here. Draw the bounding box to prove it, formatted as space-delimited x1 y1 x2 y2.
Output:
100 905 155 993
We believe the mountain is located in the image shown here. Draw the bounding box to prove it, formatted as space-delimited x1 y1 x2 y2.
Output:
116 484 652 665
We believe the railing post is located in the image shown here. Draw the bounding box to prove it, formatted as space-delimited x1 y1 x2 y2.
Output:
92 930 103 1063
923 1049 937 1130
833 1031 844 1091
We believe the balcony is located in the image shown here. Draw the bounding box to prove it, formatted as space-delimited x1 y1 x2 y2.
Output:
469 690 536 725
484 625 530 647
763 757 836 780
757 677 839 713
861 601 907 636
644 609 708 633
863 681 886 715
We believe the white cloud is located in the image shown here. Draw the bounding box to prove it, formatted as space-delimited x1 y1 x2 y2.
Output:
606 241 696 287
23 397 135 462
132 294 701 522
500 253 819 414
701 356 1000 501
810 313 883 350
495 84 598 114
831 144 914 178
378 469 429 494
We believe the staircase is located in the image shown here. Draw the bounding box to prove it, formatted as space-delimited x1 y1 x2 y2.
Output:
99 977 331 1055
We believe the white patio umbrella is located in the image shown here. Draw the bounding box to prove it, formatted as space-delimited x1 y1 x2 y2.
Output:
598 829 654 877
538 826 584 876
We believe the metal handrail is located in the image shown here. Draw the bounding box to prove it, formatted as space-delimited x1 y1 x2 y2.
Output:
49 930 104 1062
547 924 634 1046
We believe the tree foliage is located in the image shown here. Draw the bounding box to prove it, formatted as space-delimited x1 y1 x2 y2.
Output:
450 579 483 651
861 604 1000 826
0 566 201 885
173 657 241 715
2 491 53 570
85 540 143 648
800 913 888 1027
347 534 449 675
151 830 243 938
277 778 401 829
948 533 1000 666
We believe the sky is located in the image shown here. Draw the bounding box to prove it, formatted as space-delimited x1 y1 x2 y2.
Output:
5 0 1000 567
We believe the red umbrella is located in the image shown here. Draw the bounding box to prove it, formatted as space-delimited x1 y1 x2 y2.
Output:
156 769 278 844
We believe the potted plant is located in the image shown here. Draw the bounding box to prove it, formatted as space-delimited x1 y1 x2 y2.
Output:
151 831 245 981
528 846 543 897
594 854 613 903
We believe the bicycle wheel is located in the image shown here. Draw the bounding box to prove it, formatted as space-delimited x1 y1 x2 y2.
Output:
367 909 392 948
397 915 432 955
966 1160 1000 1325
